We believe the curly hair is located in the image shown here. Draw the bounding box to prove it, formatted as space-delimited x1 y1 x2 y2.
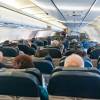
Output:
13 54 34 69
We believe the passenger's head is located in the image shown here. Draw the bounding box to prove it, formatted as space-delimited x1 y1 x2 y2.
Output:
71 39 78 43
0 51 3 62
51 40 60 47
64 54 84 68
13 54 34 69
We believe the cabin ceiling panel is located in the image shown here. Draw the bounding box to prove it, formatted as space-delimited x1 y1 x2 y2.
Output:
1 0 100 30
53 0 95 26
84 0 100 22
33 0 64 20
35 0 99 29
0 0 66 29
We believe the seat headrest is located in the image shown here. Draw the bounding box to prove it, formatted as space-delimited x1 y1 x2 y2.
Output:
0 47 19 57
33 60 54 74
48 48 61 58
84 60 93 68
0 71 40 97
52 67 100 75
44 55 53 62
34 40 44 46
31 43 37 50
48 70 100 99
6 68 42 85
43 40 48 46
36 48 61 58
24 68 42 85
18 45 35 55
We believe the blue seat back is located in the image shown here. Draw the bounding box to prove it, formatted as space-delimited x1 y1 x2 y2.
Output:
48 70 100 99
0 71 48 100
0 72 40 97
47 48 62 58
34 40 44 46
81 41 90 49
33 60 54 74
84 60 93 68
90 49 100 59
21 68 42 85
36 48 61 58
18 45 35 55
31 43 37 50
52 67 100 75
0 47 19 57
44 55 53 62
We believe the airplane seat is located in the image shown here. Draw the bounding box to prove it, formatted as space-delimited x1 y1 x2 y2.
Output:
35 48 49 57
31 43 37 50
64 50 76 56
64 49 85 57
48 48 62 58
90 48 100 59
3 68 42 86
18 44 36 55
84 60 93 68
52 67 100 75
33 60 54 74
0 71 48 100
48 69 100 99
0 47 19 57
0 47 19 65
35 48 62 58
24 68 42 85
44 45 60 50
34 40 44 46
33 60 54 87
81 41 90 49
44 55 53 62
43 40 48 46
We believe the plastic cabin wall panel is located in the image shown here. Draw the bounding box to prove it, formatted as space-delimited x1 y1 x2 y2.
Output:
0 7 47 29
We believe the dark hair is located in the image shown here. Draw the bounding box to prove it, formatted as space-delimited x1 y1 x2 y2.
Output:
14 54 34 69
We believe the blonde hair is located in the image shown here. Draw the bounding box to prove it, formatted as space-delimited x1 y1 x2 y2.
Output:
64 54 84 68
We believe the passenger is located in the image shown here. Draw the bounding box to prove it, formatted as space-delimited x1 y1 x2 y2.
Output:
70 39 78 49
18 39 30 47
63 38 69 52
64 54 84 68
47 36 51 45
0 51 8 68
51 40 64 54
13 54 34 69
51 40 60 47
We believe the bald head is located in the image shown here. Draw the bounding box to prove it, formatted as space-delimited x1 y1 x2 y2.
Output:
0 51 3 62
51 40 60 47
64 54 84 68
